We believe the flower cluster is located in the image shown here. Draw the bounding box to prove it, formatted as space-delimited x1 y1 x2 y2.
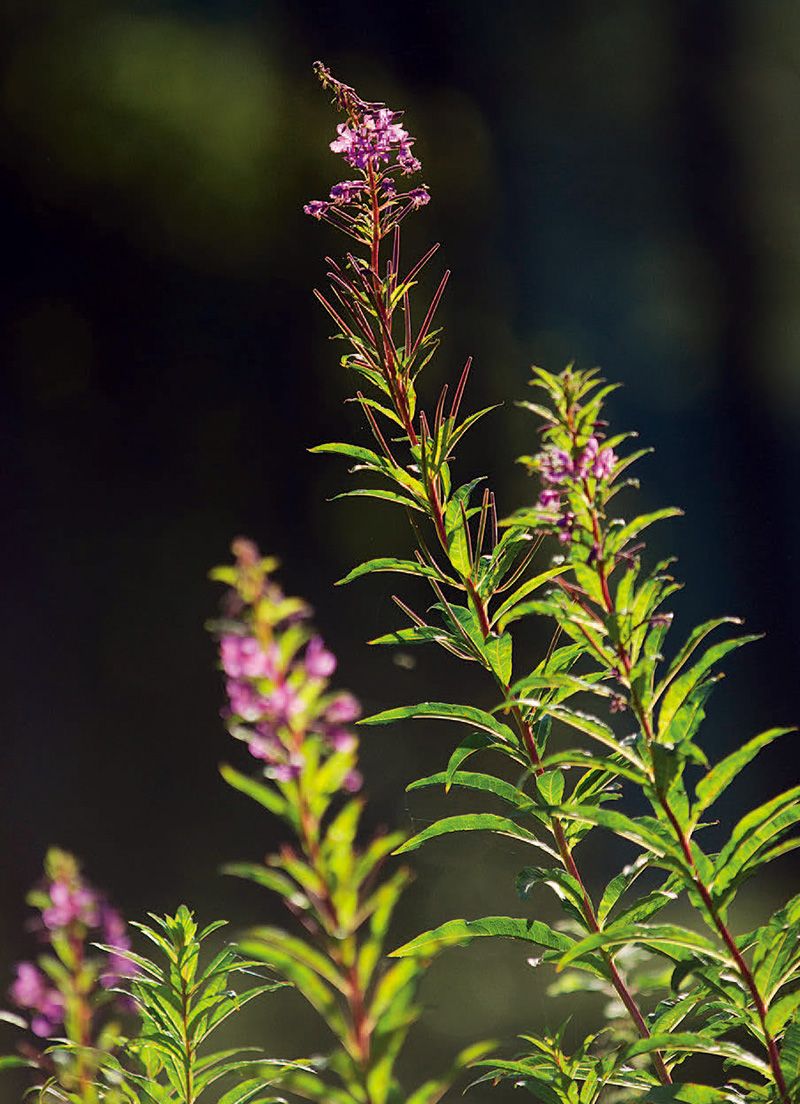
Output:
303 65 429 230
215 539 362 792
9 964 63 1039
330 107 421 174
8 849 133 1040
534 434 617 542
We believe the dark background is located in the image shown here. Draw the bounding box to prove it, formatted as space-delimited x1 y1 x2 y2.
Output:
1 1 799 1098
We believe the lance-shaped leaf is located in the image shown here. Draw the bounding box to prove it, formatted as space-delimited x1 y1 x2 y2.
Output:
241 927 348 994
654 617 743 702
336 557 451 586
604 508 684 558
657 634 761 739
490 566 570 628
620 1032 770 1077
557 923 732 973
330 487 426 513
361 701 518 745
220 765 293 826
310 442 425 499
712 787 800 898
443 730 528 785
408 769 545 818
558 805 684 865
509 701 647 772
694 727 793 816
393 814 558 859
390 916 575 960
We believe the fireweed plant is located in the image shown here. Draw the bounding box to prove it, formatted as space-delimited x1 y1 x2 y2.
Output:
209 537 488 1104
1 849 134 1102
4 878 294 1102
82 905 294 1104
304 65 800 1101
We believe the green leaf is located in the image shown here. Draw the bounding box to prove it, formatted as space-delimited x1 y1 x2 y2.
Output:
534 770 564 807
605 508 683 557
515 866 586 920
557 922 729 971
390 916 574 960
694 727 792 815
510 701 646 770
394 814 557 858
559 806 683 864
361 702 518 745
597 856 649 924
220 765 292 824
713 787 800 897
621 1032 769 1077
766 989 800 1035
655 617 743 700
221 863 308 908
407 769 542 816
491 567 569 628
540 749 648 787
444 730 527 786
780 1018 800 1086
336 557 448 586
657 635 760 739
444 480 483 575
330 487 426 513
0 1056 35 1070
242 928 347 994
369 625 464 650
484 632 513 683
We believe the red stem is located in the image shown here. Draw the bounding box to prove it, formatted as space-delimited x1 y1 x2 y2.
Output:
353 170 671 1086
571 417 790 1102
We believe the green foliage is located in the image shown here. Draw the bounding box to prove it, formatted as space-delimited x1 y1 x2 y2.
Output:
210 542 480 1104
35 907 288 1104
302 66 799 1104
1 849 138 1104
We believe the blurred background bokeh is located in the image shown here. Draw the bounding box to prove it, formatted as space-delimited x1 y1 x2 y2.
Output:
1 1 800 1098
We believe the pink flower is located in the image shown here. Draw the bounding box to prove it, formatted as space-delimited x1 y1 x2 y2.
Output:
303 199 330 219
10 963 47 1008
328 108 420 175
327 728 357 753
325 693 361 724
43 881 98 930
248 725 281 761
329 180 367 204
220 635 278 680
10 963 65 1037
538 488 561 511
305 636 337 679
273 754 304 782
226 678 271 722
594 446 617 479
408 187 430 208
538 447 574 484
268 683 302 724
343 769 363 793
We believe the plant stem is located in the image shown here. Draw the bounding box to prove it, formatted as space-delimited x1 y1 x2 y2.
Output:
295 773 374 1100
575 440 790 1103
179 964 194 1104
355 190 672 1088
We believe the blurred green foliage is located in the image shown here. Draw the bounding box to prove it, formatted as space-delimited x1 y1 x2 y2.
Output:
1 2 800 1102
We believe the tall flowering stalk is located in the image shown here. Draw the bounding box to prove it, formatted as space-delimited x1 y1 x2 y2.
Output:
210 538 487 1104
482 366 799 1101
304 64 676 1090
3 849 134 1103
